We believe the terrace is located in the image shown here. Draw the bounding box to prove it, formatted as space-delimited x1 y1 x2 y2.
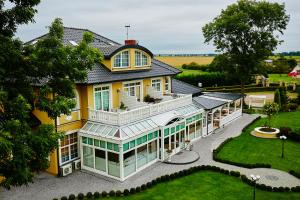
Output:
88 92 193 126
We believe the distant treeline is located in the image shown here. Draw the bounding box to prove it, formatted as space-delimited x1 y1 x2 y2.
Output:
276 51 300 56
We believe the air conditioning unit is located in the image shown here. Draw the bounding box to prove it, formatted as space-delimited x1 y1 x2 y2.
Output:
61 164 72 176
73 159 81 170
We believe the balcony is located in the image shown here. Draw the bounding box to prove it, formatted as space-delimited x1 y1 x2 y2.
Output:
88 93 193 126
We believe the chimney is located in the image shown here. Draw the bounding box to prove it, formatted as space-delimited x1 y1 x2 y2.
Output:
125 39 138 45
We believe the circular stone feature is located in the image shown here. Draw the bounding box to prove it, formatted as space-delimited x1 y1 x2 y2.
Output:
265 175 279 181
251 127 280 138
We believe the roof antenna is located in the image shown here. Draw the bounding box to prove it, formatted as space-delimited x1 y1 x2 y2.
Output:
125 24 130 40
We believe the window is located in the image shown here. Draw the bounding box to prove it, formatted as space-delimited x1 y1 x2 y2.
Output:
114 51 129 68
135 51 149 67
165 77 170 92
123 81 142 101
60 132 78 164
71 89 80 111
94 86 110 111
83 145 94 168
151 79 161 92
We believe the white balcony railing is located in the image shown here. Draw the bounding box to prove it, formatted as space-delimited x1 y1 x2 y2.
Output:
88 94 193 126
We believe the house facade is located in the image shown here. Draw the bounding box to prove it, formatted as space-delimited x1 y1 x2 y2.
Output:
30 27 243 181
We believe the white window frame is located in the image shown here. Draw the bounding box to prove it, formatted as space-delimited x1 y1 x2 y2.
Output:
113 50 130 68
59 130 79 166
93 84 112 111
151 78 162 92
71 89 80 111
164 76 171 93
123 80 143 101
134 50 149 67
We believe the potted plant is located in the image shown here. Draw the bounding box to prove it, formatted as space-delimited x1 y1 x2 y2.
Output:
120 102 127 110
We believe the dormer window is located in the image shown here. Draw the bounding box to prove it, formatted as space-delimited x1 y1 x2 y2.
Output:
135 51 148 67
114 51 129 68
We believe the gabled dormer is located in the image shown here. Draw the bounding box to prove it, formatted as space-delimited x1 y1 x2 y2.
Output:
101 40 153 72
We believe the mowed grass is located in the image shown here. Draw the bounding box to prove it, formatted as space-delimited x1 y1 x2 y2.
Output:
175 66 210 77
217 111 300 173
101 171 300 200
268 74 300 84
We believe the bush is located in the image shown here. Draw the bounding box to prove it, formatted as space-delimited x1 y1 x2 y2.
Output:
101 191 108 197
109 190 116 197
289 170 300 179
129 188 136 194
94 192 100 198
229 171 240 177
123 189 130 196
278 127 300 142
86 192 93 199
77 193 84 200
286 103 298 111
53 199 58 200
116 190 122 197
68 194 75 200
60 197 67 200
141 184 147 190
146 182 152 188
136 186 141 193
291 186 300 192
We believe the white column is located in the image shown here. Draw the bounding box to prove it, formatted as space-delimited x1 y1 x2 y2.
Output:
119 145 124 180
161 132 164 161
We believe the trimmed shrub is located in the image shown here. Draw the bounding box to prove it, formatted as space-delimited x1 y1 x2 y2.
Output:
109 190 116 197
123 189 130 196
291 186 300 192
146 182 152 188
289 170 300 179
151 179 157 185
68 194 75 200
86 192 93 199
93 192 100 198
129 188 136 194
116 190 122 197
141 184 147 191
53 199 58 200
101 191 108 197
136 186 141 193
77 193 84 200
229 171 240 177
60 197 67 200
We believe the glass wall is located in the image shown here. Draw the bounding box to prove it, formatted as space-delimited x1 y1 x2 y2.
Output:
95 149 106 172
137 144 147 169
148 140 157 161
124 150 136 177
108 152 120 177
83 146 94 168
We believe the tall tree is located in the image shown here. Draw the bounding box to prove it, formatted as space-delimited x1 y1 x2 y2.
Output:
0 1 102 188
202 0 289 92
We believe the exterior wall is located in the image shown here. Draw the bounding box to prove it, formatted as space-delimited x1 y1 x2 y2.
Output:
102 48 152 72
112 82 122 108
46 150 59 175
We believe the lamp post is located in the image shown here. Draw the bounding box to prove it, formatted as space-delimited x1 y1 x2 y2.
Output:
250 174 260 200
279 135 287 158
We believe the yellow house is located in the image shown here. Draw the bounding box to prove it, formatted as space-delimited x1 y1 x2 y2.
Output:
30 27 244 181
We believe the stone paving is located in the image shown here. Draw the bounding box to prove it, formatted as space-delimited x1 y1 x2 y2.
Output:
1 114 299 200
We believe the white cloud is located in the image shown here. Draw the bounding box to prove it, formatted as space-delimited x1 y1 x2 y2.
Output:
16 0 300 53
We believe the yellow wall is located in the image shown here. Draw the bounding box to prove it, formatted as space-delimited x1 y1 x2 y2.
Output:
46 150 59 175
155 56 214 67
102 48 151 72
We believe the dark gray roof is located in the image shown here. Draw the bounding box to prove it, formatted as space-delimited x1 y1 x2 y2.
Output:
203 92 245 101
85 59 180 84
27 27 181 84
192 96 227 110
171 79 203 95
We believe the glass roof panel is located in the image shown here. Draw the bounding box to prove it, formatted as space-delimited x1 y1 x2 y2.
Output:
128 125 139 134
147 120 157 128
101 126 113 136
108 127 118 136
122 127 133 136
89 124 100 132
135 123 145 131
141 120 151 129
95 125 105 133
82 122 93 131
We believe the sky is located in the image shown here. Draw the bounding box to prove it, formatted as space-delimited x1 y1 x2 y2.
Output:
15 0 300 54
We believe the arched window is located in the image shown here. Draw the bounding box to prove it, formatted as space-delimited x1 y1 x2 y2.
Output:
135 50 149 67
72 89 80 111
114 51 129 68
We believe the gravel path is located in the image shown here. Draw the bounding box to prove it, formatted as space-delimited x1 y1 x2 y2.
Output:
1 114 299 200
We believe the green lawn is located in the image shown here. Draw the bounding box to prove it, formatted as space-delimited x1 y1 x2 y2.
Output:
268 74 300 84
216 111 300 173
101 171 300 200
175 66 209 76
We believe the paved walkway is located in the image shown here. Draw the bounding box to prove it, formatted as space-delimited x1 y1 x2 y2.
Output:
1 114 299 200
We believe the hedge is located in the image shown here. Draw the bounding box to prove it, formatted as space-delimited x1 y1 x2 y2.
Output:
56 164 299 200
289 170 300 179
278 127 300 142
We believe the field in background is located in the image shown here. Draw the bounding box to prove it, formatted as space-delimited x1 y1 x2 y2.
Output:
155 56 214 67
268 74 300 84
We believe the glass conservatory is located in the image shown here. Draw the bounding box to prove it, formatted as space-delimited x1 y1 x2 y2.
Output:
79 104 204 181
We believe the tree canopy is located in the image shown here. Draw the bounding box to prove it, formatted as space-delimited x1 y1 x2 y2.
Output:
0 0 102 188
202 0 290 90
